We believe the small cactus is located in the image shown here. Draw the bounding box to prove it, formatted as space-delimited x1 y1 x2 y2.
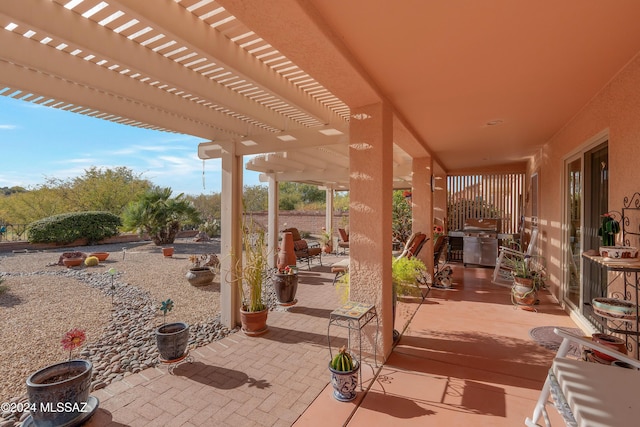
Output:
330 346 354 372
84 256 99 266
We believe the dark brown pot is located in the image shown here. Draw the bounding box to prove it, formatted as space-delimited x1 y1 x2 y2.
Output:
240 308 268 336
273 273 298 305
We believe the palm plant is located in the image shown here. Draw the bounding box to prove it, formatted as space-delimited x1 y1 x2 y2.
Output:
122 187 200 245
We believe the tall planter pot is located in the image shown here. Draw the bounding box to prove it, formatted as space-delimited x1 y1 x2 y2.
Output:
328 360 360 402
26 359 98 426
240 307 268 336
273 273 298 305
155 322 190 361
277 232 297 271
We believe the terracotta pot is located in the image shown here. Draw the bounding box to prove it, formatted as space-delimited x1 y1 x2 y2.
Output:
62 258 83 268
512 282 537 306
513 276 535 288
273 273 298 305
591 333 627 362
240 307 268 336
278 232 296 271
185 267 215 286
26 360 96 426
88 252 109 262
162 247 174 257
323 244 333 254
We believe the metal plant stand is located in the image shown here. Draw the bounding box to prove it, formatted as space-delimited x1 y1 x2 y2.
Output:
157 351 194 375
328 301 379 390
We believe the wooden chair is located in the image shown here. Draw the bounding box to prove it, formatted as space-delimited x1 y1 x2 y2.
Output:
282 227 322 270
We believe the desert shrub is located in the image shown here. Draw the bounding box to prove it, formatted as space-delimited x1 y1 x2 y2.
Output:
199 219 221 237
27 211 121 244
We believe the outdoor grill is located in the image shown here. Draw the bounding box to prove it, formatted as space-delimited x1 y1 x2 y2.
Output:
463 218 501 267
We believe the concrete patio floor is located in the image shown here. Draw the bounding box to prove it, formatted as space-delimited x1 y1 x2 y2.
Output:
86 256 580 426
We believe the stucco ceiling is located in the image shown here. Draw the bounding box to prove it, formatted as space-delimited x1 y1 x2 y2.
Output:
231 0 640 172
3 1 640 185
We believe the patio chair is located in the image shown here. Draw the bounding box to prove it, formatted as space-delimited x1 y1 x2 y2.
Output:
525 327 640 427
432 235 454 289
492 227 539 287
397 231 428 259
338 228 350 255
282 227 322 270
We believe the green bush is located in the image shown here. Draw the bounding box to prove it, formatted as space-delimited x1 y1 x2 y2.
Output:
27 211 121 244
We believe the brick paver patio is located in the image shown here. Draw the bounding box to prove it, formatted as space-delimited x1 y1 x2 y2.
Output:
86 255 359 427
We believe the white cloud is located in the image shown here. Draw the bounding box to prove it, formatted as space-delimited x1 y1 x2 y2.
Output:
0 124 17 130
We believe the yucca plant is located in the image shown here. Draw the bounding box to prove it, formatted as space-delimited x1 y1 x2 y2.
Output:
236 217 268 312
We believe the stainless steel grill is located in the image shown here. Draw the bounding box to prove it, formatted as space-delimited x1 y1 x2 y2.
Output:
463 218 501 267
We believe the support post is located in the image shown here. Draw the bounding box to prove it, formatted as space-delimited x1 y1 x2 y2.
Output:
267 173 279 269
349 102 393 361
220 143 243 328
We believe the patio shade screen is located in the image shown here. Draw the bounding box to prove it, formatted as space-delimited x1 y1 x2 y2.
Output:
447 173 524 234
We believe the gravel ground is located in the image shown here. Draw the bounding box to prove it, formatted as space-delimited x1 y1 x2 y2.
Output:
0 237 237 411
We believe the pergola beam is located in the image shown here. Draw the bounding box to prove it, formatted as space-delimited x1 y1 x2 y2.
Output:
0 29 244 139
0 0 307 136
115 0 345 127
0 58 223 139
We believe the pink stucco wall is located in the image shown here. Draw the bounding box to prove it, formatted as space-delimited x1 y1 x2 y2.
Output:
535 51 640 303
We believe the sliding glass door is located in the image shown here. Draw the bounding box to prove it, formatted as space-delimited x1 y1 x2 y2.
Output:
563 141 608 314
564 156 581 308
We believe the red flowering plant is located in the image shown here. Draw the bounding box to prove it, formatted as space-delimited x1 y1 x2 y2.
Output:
60 328 86 361
280 265 297 275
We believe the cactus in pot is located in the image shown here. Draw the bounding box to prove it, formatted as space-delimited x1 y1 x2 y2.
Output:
328 346 359 402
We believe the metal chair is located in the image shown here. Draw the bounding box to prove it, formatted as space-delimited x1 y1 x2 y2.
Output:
492 227 538 287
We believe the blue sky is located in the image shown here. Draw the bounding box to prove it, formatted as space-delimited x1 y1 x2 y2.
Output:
0 96 263 196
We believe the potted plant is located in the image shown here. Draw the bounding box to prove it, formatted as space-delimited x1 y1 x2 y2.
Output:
235 218 269 336
321 228 333 254
598 213 620 247
25 328 99 426
510 255 545 307
155 298 190 362
328 345 359 401
185 254 215 287
273 265 298 306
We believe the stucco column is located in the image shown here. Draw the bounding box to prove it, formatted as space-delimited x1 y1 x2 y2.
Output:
220 143 243 328
267 173 279 269
412 157 434 273
325 186 334 249
349 102 393 361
